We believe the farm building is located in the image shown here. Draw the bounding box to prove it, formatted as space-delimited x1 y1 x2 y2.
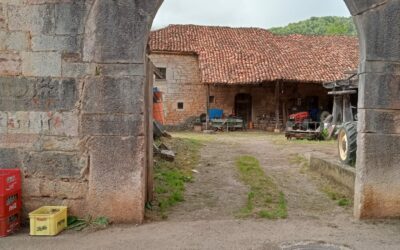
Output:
148 25 359 130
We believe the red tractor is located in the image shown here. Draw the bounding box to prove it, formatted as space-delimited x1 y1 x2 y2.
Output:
285 111 323 140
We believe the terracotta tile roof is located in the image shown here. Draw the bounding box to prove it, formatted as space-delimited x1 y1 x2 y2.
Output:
149 25 359 85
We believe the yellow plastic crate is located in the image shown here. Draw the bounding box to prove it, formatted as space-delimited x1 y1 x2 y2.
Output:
29 206 67 236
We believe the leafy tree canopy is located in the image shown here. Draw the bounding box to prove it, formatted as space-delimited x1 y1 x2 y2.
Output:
269 16 357 36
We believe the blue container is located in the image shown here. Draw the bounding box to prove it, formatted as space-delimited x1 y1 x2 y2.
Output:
209 109 223 119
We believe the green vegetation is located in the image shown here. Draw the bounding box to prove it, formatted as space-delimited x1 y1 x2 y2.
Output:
67 216 110 231
269 16 357 36
322 185 352 207
148 136 203 219
236 156 287 219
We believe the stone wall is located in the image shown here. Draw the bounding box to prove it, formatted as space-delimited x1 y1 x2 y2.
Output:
149 53 207 125
0 0 92 217
1 0 399 222
0 0 162 223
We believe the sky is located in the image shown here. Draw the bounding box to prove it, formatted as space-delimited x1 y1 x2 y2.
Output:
152 0 351 30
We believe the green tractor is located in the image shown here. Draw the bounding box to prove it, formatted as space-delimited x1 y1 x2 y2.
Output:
323 73 358 165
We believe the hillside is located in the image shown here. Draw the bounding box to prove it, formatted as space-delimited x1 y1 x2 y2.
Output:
269 16 357 36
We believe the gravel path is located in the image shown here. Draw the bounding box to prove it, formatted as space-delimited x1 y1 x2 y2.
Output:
3 132 400 250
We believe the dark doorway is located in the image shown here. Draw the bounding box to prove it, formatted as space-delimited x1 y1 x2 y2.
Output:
235 93 252 123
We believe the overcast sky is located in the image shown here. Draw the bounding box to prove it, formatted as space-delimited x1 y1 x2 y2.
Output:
152 0 350 30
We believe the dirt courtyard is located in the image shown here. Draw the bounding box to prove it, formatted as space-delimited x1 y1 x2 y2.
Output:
2 132 400 250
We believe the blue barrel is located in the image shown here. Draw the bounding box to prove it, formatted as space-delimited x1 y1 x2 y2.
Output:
209 109 223 119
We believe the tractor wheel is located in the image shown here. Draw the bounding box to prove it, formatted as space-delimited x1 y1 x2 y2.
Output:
338 122 357 165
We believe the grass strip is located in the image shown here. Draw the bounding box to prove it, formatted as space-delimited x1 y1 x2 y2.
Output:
149 136 203 219
236 156 287 219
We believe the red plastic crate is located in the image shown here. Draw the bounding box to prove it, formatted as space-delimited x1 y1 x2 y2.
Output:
0 190 22 218
0 169 21 196
0 213 20 237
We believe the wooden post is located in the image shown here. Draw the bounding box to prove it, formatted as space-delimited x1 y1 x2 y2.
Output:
206 84 210 130
282 101 287 128
274 81 280 132
145 57 154 203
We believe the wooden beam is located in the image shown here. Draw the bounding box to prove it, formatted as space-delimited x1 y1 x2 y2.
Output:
275 81 280 132
145 56 154 203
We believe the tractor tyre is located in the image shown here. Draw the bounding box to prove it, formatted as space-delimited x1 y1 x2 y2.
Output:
338 122 357 166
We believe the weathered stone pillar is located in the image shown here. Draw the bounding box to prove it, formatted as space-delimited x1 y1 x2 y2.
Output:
82 0 161 223
346 0 400 218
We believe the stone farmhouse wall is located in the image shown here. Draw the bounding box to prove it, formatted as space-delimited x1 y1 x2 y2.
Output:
149 53 207 126
148 52 331 127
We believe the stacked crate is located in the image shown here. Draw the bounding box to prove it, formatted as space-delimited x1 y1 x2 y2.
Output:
0 169 21 237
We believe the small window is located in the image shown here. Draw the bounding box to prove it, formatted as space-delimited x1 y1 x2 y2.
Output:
209 96 215 104
155 67 166 80
177 102 184 110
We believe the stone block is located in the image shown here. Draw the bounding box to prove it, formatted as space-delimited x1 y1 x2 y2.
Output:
0 134 39 149
33 136 79 152
82 76 144 114
345 0 386 15
0 52 21 76
82 1 150 63
0 148 22 169
95 63 145 77
358 73 400 110
5 111 78 136
355 1 400 62
43 180 87 199
0 111 6 133
355 133 400 218
62 62 94 78
7 4 55 35
358 109 400 134
87 136 146 223
23 151 82 179
81 114 144 136
0 4 5 29
21 52 61 77
0 76 77 111
31 35 80 53
55 1 86 35
0 31 30 51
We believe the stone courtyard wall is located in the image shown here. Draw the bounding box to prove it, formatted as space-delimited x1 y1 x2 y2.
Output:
0 0 161 222
0 0 92 216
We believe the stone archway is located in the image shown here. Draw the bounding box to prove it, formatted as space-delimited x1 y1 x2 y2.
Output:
0 0 398 223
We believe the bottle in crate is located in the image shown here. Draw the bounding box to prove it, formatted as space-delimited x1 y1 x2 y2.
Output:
0 169 21 237
0 213 20 237
0 190 22 218
0 169 21 196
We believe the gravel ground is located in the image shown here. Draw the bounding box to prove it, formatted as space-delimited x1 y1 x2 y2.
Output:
2 132 400 250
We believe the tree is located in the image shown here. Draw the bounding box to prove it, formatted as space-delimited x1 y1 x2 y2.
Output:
269 16 357 36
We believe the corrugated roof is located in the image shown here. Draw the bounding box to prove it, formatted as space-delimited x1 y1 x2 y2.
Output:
149 24 359 85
